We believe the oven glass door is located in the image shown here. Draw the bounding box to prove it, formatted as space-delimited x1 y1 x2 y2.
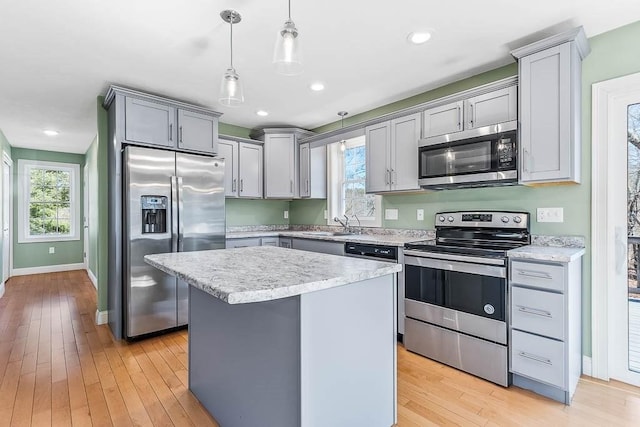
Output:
420 140 493 178
404 264 444 306
444 271 505 321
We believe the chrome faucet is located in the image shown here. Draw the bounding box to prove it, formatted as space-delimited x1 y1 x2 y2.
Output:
334 215 350 232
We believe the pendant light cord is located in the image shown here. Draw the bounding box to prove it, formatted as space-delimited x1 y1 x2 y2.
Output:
230 18 234 68
288 0 291 20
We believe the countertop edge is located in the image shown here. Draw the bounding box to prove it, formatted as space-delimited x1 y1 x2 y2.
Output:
507 246 586 263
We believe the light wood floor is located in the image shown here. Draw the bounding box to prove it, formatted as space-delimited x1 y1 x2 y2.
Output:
1 271 640 426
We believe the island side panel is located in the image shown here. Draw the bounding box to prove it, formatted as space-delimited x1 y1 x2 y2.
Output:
299 274 397 427
189 286 301 427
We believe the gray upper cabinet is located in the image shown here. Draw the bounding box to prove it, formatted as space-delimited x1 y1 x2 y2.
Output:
512 27 590 185
465 86 517 130
422 87 516 139
218 137 263 199
422 101 463 138
106 86 221 153
177 109 219 154
125 97 176 147
238 143 263 198
218 139 238 197
299 143 327 199
366 112 421 193
253 128 315 199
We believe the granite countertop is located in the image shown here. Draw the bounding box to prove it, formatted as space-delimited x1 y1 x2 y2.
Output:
145 246 402 304
226 230 425 246
507 246 586 263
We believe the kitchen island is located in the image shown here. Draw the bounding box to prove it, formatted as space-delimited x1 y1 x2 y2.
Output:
145 246 401 427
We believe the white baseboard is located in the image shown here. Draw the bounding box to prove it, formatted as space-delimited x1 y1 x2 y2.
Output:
11 262 86 276
0 282 4 299
583 355 593 377
87 268 98 289
95 309 108 325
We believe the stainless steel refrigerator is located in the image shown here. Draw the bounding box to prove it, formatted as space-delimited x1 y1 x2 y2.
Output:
123 145 225 339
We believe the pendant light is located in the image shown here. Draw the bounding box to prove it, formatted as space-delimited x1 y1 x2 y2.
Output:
338 111 348 152
273 0 302 75
219 10 244 106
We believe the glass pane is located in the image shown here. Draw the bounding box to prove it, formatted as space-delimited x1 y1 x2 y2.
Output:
30 185 45 202
29 218 44 235
57 203 71 219
627 102 640 373
57 171 70 188
43 169 58 188
30 169 44 187
57 220 71 235
43 217 58 234
42 186 57 202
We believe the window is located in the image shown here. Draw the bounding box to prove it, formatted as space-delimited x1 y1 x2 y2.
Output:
17 160 80 242
327 136 381 227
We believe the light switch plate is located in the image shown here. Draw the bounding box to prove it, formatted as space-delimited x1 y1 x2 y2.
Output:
385 209 399 220
537 207 563 223
284 210 289 219
417 209 424 221
323 210 328 220
49 247 55 254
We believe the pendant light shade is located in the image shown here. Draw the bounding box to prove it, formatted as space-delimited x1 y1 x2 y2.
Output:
273 0 302 75
338 111 348 152
219 10 244 106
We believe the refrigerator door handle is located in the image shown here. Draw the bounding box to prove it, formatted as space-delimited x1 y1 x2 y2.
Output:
171 176 179 253
177 176 184 252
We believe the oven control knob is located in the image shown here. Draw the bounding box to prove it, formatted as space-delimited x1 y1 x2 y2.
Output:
513 216 522 224
484 304 495 315
447 216 454 223
501 216 509 223
439 216 446 222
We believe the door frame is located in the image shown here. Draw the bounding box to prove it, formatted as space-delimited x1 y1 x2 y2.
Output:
83 165 89 270
591 71 640 381
2 151 13 284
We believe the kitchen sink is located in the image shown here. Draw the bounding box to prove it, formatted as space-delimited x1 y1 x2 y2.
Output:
302 231 355 237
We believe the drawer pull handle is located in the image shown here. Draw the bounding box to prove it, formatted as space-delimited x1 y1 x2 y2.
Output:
516 269 552 280
516 305 552 318
518 351 552 366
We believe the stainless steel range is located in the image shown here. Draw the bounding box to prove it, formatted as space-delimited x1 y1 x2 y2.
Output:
403 211 530 386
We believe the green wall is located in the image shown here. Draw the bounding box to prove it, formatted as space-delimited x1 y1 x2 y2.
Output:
226 199 290 226
85 135 99 281
0 130 12 280
11 147 85 269
219 122 252 139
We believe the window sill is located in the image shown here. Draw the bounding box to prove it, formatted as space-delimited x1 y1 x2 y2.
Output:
18 235 80 244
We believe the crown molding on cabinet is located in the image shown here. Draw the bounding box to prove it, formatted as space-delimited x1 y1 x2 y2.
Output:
510 26 590 60
219 134 263 145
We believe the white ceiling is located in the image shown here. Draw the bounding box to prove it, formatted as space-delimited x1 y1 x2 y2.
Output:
1 0 640 154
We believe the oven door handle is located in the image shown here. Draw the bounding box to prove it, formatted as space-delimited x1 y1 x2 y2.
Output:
403 249 506 267
404 255 506 278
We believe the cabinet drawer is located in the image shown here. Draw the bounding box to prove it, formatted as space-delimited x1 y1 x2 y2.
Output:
511 287 565 340
511 330 565 389
510 260 565 292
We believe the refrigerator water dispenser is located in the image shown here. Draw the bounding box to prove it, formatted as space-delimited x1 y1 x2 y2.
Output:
141 195 167 233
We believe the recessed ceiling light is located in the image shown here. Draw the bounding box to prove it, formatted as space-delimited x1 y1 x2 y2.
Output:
43 130 59 136
310 82 325 92
407 31 432 45
256 110 269 117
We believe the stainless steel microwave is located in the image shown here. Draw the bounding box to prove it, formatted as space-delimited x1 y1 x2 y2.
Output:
418 121 517 189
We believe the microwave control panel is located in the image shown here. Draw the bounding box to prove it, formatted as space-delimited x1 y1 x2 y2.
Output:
497 137 516 169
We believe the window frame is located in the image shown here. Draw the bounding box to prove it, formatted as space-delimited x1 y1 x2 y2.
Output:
326 137 382 228
17 159 81 243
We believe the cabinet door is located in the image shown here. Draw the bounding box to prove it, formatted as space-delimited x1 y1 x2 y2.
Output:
309 145 327 199
125 97 175 147
365 122 390 193
260 237 279 247
299 142 311 197
218 139 238 197
264 134 295 198
238 143 263 198
226 238 261 248
422 101 463 138
177 109 219 154
390 113 420 191
519 43 573 183
465 86 517 129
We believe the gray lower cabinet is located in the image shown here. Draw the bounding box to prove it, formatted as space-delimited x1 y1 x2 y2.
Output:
226 237 280 248
365 112 421 193
290 238 345 256
279 238 292 249
108 86 221 154
511 27 590 185
508 256 583 404
260 237 279 247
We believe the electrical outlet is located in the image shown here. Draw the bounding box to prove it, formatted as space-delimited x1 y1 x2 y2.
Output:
417 209 424 221
385 209 399 220
284 210 289 219
536 207 564 223
323 210 328 220
49 247 55 254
